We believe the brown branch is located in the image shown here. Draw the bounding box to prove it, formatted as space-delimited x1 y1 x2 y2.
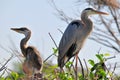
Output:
111 62 117 75
78 57 84 78
9 47 23 63
0 55 13 72
90 36 112 47
50 0 73 24
104 63 113 80
100 15 120 47
0 45 13 54
57 28 63 34
91 32 120 50
106 56 116 60
94 27 111 37
43 53 57 63
48 32 58 49
83 59 89 75
70 57 75 68
0 68 6 77
92 32 115 42
44 33 58 63
109 7 120 33
89 37 120 52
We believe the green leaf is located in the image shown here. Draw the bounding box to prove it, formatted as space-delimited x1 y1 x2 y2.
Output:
65 61 73 68
88 59 95 66
91 63 100 72
99 69 106 76
96 54 104 62
89 72 94 80
52 47 58 54
10 72 19 80
104 53 110 56
78 73 84 80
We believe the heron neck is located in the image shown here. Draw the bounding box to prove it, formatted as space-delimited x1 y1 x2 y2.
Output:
81 13 93 30
20 32 31 57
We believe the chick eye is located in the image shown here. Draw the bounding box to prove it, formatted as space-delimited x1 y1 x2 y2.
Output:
20 28 26 31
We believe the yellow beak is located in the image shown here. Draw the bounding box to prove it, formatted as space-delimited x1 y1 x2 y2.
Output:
94 10 109 15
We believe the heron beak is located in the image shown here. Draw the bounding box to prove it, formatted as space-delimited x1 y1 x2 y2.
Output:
11 28 21 32
94 10 109 15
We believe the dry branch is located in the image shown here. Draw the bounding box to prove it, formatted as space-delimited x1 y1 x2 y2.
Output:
0 55 13 72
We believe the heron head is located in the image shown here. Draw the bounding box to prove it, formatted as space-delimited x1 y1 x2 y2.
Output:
11 27 31 36
82 8 108 16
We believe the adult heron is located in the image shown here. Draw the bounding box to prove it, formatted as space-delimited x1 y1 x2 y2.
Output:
11 27 43 77
58 8 108 69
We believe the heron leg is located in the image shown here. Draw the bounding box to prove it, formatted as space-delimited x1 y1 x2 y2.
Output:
75 53 78 80
60 67 64 74
75 53 78 71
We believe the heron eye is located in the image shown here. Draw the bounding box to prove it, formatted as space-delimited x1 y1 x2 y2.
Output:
85 8 93 10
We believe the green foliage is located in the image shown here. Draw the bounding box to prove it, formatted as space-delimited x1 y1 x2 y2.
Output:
58 72 73 80
88 53 109 80
78 73 85 80
65 61 73 68
42 62 58 79
0 77 5 80
96 54 105 62
88 59 95 66
0 71 24 80
1 53 119 80
7 72 19 80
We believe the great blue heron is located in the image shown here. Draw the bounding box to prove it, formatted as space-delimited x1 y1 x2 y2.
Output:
58 8 108 69
11 27 43 77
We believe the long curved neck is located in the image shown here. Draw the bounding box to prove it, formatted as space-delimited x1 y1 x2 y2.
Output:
81 13 93 31
20 32 31 57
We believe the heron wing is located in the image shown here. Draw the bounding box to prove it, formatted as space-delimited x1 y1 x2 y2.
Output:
58 20 84 62
26 46 43 71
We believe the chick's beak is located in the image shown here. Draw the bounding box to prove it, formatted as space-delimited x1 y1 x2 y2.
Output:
11 28 20 32
94 10 109 15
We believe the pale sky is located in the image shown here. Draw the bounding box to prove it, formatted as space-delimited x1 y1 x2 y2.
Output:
0 0 119 74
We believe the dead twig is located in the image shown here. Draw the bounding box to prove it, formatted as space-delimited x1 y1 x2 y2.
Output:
57 28 63 34
43 53 57 63
83 59 89 75
78 57 84 78
48 32 58 49
0 55 13 72
44 33 58 63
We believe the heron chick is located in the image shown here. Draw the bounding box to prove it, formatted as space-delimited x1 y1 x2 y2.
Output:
11 27 43 77
58 8 108 69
